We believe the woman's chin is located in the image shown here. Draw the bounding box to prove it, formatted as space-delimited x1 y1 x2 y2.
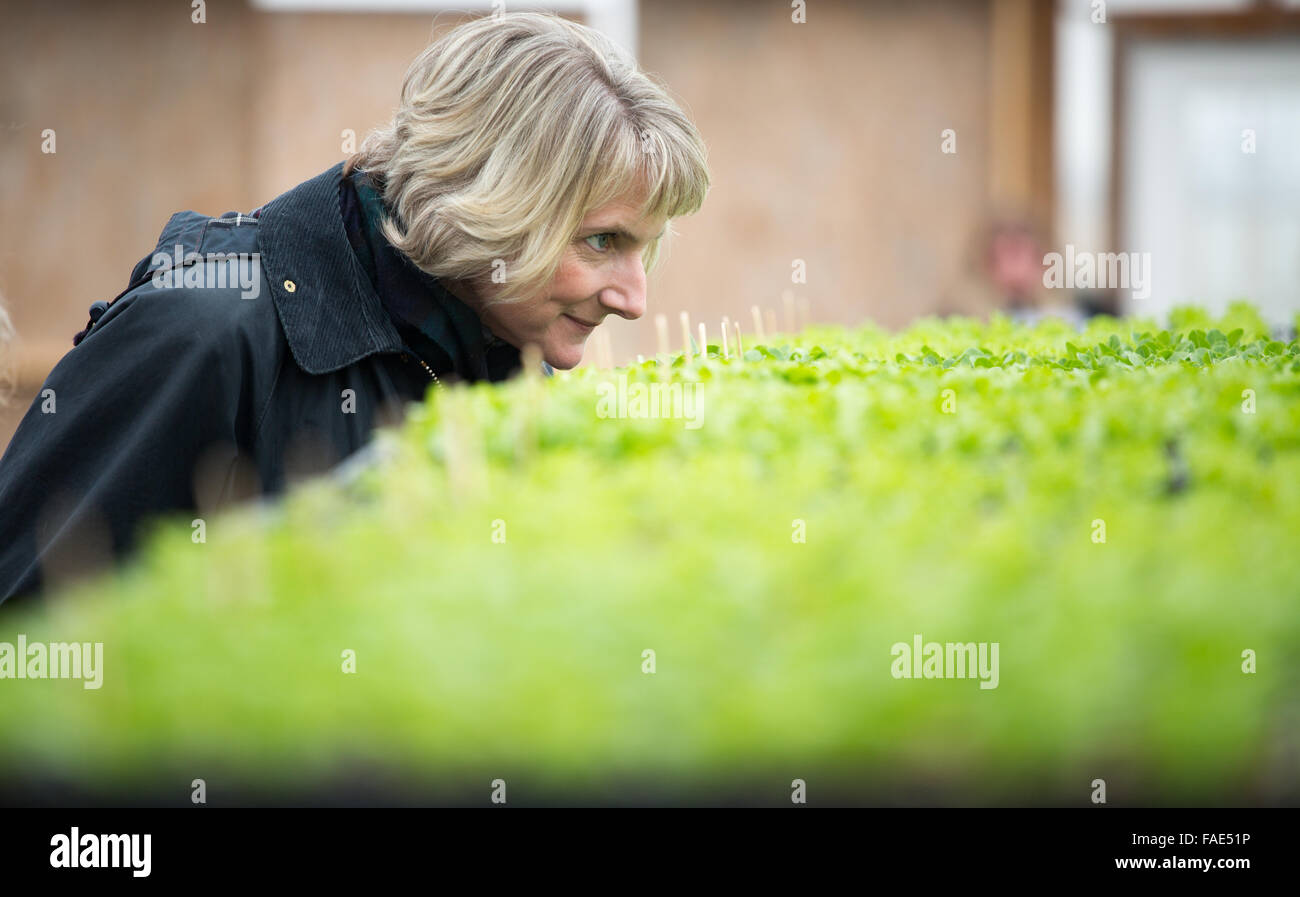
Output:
544 339 586 371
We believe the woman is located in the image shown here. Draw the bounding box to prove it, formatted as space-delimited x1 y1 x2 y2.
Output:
0 12 710 607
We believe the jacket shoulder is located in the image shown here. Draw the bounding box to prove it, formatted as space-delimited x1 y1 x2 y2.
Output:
79 209 273 349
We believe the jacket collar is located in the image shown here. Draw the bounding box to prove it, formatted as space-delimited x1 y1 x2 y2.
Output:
256 162 555 379
256 162 406 375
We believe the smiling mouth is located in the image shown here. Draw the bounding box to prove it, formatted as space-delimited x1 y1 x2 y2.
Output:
564 314 601 329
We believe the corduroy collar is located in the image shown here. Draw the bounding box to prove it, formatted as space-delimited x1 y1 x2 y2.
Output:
255 162 405 375
255 162 551 380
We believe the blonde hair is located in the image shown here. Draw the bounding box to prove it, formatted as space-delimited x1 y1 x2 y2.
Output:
0 293 13 408
346 11 710 307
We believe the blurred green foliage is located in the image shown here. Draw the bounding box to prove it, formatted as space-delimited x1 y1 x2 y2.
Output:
2 302 1298 804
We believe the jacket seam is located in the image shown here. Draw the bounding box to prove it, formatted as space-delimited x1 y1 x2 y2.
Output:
252 348 286 448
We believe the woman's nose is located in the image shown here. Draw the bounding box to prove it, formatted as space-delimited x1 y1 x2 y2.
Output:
598 255 647 321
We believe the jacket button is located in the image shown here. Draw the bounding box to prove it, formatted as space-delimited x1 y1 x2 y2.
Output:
283 279 297 293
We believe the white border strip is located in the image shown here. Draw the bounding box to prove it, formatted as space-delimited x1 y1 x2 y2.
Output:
247 0 639 58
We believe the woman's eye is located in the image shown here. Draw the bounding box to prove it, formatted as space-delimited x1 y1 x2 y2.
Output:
584 233 614 252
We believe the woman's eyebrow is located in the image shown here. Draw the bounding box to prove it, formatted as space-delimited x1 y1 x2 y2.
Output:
613 226 667 244
583 224 666 244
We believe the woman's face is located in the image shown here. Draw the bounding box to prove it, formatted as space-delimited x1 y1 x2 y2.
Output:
449 196 667 370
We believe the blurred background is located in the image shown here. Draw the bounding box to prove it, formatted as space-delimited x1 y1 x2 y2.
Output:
1 0 1298 449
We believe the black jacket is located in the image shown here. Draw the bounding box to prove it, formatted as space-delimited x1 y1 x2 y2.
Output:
0 162 534 608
